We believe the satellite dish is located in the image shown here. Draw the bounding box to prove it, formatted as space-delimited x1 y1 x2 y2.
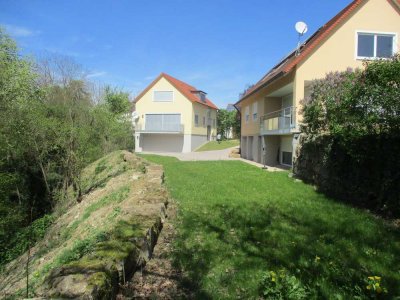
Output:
295 21 308 35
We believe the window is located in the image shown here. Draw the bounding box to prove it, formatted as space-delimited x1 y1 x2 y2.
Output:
357 32 395 59
245 106 249 123
195 114 199 127
145 114 180 131
252 102 258 121
203 116 206 127
282 151 292 166
153 91 173 102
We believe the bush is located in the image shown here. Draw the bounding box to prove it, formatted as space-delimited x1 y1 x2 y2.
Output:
0 214 55 267
295 55 400 217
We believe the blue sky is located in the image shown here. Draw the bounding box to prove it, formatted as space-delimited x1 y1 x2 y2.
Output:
1 0 351 108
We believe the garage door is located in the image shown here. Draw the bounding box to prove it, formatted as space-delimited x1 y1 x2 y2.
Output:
141 134 184 152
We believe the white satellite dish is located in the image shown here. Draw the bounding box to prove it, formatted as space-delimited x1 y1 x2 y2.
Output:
295 21 308 35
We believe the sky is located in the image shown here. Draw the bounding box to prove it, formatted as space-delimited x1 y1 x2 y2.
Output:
0 0 352 108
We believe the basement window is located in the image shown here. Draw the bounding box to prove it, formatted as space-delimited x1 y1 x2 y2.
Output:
356 32 396 59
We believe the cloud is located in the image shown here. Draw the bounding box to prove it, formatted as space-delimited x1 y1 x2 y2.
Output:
2 24 40 37
87 71 107 78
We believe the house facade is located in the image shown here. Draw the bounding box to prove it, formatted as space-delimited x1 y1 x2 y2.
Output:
235 0 400 166
133 73 218 153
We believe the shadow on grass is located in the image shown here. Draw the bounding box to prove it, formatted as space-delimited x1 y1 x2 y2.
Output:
172 201 400 299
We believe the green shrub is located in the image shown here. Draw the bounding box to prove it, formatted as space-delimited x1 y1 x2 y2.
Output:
0 214 55 267
296 55 400 217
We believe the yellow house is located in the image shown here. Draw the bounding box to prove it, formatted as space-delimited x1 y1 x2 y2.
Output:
235 0 400 166
133 73 218 153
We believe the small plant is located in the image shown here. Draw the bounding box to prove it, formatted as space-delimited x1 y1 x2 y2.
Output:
365 276 388 297
259 269 308 300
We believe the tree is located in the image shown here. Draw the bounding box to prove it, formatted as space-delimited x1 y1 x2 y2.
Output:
217 109 240 139
104 86 131 115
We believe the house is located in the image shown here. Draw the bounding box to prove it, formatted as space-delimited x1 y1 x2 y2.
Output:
133 73 218 153
235 0 400 166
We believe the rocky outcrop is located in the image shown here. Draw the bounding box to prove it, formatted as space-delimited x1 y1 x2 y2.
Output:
39 160 168 299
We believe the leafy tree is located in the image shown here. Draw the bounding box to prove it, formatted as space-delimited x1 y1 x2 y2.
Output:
217 109 240 139
104 86 131 115
0 28 134 268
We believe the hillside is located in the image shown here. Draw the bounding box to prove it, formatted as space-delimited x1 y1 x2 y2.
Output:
0 151 168 299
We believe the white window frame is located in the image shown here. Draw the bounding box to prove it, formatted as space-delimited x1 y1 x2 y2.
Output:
355 30 397 60
153 90 174 102
245 106 250 124
252 102 258 122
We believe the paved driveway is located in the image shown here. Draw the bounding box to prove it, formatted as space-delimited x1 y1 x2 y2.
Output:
141 146 287 172
141 147 235 161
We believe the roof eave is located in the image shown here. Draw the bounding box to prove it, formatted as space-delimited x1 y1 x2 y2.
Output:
235 70 286 106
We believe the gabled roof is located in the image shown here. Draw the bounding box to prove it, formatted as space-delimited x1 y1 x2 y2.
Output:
235 0 400 105
135 73 218 110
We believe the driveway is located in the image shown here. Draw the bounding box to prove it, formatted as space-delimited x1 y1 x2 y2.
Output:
141 147 235 161
141 146 287 172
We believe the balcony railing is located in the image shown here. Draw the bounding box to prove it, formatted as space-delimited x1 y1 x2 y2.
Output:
260 106 296 135
135 123 184 133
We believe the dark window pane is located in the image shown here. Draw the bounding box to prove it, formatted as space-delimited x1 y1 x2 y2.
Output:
358 34 374 57
282 151 292 165
377 35 393 58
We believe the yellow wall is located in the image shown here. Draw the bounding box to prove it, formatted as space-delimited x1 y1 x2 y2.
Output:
192 102 217 136
238 0 399 134
294 0 400 123
135 77 217 135
239 95 264 136
238 72 294 136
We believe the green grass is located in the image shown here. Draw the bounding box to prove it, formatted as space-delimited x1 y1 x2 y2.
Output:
195 139 239 151
142 155 400 299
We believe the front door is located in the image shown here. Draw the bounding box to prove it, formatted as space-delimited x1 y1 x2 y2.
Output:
207 126 211 141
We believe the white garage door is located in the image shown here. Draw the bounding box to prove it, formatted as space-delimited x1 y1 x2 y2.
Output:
141 134 184 152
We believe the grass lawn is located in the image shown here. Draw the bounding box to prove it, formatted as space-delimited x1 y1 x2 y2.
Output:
195 139 239 151
142 155 400 299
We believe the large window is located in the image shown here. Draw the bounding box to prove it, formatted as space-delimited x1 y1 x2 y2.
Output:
357 32 396 59
153 91 173 102
145 114 181 131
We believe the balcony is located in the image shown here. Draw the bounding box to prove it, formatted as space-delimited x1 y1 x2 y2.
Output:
135 123 184 134
260 106 296 135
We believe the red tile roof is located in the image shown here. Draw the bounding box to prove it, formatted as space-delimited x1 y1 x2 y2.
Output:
135 73 218 110
235 0 400 105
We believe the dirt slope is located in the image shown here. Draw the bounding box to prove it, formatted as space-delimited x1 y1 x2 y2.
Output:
0 150 168 299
